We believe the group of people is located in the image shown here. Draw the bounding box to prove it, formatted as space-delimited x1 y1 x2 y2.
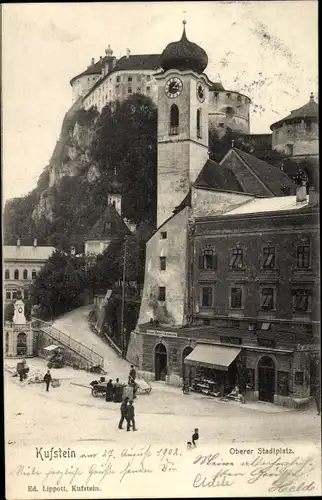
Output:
105 378 123 403
118 397 136 431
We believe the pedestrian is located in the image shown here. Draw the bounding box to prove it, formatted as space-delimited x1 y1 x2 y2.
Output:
119 397 129 429
44 370 52 392
129 365 136 381
113 378 123 403
105 379 113 402
126 400 137 431
192 428 199 447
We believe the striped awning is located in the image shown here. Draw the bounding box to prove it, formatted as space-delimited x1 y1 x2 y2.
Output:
184 344 241 371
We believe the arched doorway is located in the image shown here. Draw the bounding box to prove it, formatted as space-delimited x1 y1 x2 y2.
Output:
182 346 193 384
17 332 27 356
155 343 167 381
258 356 275 402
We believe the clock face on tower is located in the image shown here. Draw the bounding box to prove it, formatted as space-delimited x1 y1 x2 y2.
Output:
196 82 205 102
165 77 183 98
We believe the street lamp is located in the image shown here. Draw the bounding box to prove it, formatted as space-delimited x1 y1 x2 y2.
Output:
120 237 128 358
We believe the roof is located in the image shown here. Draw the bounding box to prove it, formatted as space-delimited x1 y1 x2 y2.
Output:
209 82 225 91
70 56 115 85
173 190 191 215
113 54 161 72
4 246 55 262
271 94 318 129
231 148 297 196
194 159 243 192
223 195 309 216
85 205 131 241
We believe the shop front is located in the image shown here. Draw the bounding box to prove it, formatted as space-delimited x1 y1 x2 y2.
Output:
184 343 245 400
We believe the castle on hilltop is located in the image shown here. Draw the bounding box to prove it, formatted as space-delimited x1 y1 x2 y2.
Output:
70 45 251 137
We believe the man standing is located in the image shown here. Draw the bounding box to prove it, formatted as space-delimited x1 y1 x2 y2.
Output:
119 397 129 429
44 370 52 392
126 400 137 431
105 379 114 402
129 365 136 381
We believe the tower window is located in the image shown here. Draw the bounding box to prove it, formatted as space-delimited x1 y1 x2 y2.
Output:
128 87 132 94
169 105 179 135
5 269 10 279
158 287 166 301
14 269 19 280
23 269 28 279
146 86 151 92
32 270 37 279
160 232 167 239
160 257 166 271
197 109 202 138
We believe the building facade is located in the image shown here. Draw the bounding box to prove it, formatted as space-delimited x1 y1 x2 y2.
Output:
125 23 319 407
4 240 55 302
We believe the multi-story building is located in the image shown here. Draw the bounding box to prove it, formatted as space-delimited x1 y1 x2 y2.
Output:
4 239 55 302
125 22 320 407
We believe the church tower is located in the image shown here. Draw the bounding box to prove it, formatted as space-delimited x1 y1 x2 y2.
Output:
155 21 212 227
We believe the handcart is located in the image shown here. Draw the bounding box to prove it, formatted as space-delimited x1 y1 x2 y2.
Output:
135 376 152 395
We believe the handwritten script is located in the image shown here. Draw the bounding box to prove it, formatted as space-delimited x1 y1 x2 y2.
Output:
6 443 321 498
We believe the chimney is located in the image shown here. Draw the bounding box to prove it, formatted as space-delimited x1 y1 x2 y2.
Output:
33 238 37 247
308 186 319 206
70 246 76 256
17 238 21 247
296 180 307 203
91 57 95 65
126 48 131 59
112 57 117 69
99 56 103 63
104 62 110 75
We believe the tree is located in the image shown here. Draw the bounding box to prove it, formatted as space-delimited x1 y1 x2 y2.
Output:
89 94 157 225
4 302 14 322
30 249 87 318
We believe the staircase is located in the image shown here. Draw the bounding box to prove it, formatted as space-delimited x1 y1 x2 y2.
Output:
32 318 104 368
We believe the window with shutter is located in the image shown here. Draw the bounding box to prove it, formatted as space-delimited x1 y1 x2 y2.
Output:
263 247 275 268
293 289 309 311
230 248 244 269
260 288 274 310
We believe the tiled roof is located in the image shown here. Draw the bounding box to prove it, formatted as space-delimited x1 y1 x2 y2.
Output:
194 159 243 192
271 95 318 128
85 205 131 241
113 54 161 72
223 196 308 215
4 246 55 262
232 148 297 196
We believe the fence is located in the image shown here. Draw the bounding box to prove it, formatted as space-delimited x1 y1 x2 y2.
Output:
32 317 104 368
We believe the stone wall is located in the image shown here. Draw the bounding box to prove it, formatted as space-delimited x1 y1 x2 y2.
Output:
191 187 253 218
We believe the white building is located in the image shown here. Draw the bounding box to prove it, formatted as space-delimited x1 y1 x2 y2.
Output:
4 239 55 301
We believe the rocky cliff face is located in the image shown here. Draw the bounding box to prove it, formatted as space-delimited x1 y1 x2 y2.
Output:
32 100 99 223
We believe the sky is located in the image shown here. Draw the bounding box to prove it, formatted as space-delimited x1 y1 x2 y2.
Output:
2 1 318 201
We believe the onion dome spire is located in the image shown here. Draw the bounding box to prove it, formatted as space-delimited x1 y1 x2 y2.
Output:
160 21 208 74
